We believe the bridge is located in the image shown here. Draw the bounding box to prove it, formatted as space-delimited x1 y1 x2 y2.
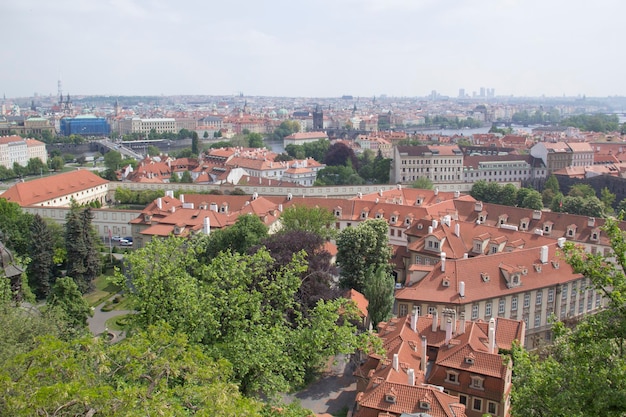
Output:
93 139 144 160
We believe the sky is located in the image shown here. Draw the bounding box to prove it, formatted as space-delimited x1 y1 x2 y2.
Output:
2 0 624 99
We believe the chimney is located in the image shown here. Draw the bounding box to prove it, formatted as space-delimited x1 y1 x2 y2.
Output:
557 237 566 248
459 281 465 298
432 310 438 332
588 217 595 227
407 368 415 386
432 219 438 229
392 353 399 371
278 204 283 212
379 189 383 197
463 253 468 259
180 194 185 204
475 201 483 212
440 252 446 272
540 245 549 264
455 223 460 237
171 206 176 213
203 216 210 235
459 313 466 335
166 190 174 198
421 336 428 373
454 190 460 198
434 187 439 196
210 202 218 212
445 318 453 345
428 226 433 234
488 318 496 354
411 306 418 332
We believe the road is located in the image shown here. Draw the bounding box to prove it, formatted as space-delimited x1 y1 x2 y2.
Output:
87 295 133 341
282 354 357 415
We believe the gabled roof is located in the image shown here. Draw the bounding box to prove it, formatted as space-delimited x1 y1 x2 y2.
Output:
1 170 108 206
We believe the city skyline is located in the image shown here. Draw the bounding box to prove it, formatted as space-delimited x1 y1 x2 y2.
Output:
3 0 624 99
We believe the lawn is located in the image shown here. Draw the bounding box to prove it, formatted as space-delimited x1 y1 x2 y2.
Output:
84 272 122 307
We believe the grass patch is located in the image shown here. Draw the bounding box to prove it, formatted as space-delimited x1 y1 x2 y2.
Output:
84 273 122 307
105 314 133 331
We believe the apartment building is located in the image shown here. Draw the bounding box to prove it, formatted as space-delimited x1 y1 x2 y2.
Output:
530 141 594 173
462 154 546 184
391 145 464 184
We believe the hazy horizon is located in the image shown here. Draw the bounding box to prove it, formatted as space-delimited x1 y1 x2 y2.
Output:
3 0 624 99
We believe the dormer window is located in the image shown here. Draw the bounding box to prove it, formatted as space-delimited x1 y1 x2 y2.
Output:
552 260 560 269
465 354 476 364
385 393 397 404
442 278 450 287
144 214 152 222
334 208 342 217
405 217 412 226
543 221 553 234
481 273 490 282
419 401 431 410
361 211 368 219
390 216 397 223
567 224 577 237
375 212 383 219
470 376 485 390
479 213 486 223
446 370 460 384
591 229 599 241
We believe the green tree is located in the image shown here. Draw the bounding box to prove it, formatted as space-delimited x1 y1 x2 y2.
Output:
0 198 34 257
544 174 560 193
279 205 336 240
336 219 392 292
47 276 92 329
500 183 518 207
617 198 626 216
411 176 434 190
48 155 65 171
470 180 488 202
180 170 193 183
64 208 101 293
26 157 46 175
600 187 616 214
203 131 209 139
247 132 265 148
568 183 596 198
103 150 122 171
191 131 200 154
147 145 161 156
198 214 269 261
511 217 626 416
363 265 395 327
0 324 262 416
27 214 54 298
519 189 543 210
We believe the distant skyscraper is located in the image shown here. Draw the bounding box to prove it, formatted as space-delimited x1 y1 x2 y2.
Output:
431 90 438 100
480 87 486 98
458 88 465 98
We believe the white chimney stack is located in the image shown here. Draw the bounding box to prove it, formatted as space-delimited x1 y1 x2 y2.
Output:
180 194 185 204
421 336 428 373
434 187 439 196
392 353 399 371
203 216 210 235
411 306 418 332
278 204 283 212
432 219 438 229
432 310 438 332
166 190 174 198
540 245 549 264
156 197 162 210
445 318 453 345
455 223 460 237
488 318 496 354
588 217 595 227
428 226 433 234
440 252 446 272
408 368 415 386
557 237 566 248
459 281 465 298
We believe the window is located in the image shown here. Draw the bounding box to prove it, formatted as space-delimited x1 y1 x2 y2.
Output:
446 371 459 384
459 395 467 405
548 288 554 303
399 304 408 317
471 376 484 390
511 296 518 311
473 398 483 412
571 282 578 298
579 299 584 314
587 295 593 311
499 299 506 315
472 305 479 320
562 284 568 300
490 245 498 254
534 313 541 328
524 293 530 308
560 304 566 318
428 306 437 315
485 302 492 317
536 290 543 305
488 402 498 415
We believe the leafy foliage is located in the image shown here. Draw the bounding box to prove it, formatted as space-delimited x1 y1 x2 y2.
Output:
0 198 34 257
511 217 626 416
470 180 543 209
65 208 101 293
336 219 392 292
411 176 434 190
27 214 54 298
47 276 92 329
198 214 269 262
560 113 620 133
363 265 395 327
279 205 336 240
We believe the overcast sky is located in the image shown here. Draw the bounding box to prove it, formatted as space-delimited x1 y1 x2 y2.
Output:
2 0 624 99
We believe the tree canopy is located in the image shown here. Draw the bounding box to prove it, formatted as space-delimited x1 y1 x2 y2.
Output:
511 217 626 416
279 205 336 240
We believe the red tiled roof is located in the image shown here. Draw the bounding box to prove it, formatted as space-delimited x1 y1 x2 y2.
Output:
1 170 108 206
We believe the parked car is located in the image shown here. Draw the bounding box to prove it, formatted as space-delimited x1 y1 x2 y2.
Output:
111 235 122 242
120 238 133 246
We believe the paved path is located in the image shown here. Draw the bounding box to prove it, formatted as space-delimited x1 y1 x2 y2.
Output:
282 354 357 415
87 295 133 340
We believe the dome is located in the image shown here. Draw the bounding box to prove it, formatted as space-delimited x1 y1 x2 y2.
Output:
277 108 289 116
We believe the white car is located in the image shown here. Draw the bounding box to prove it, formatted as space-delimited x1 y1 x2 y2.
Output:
111 235 122 242
120 238 133 246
